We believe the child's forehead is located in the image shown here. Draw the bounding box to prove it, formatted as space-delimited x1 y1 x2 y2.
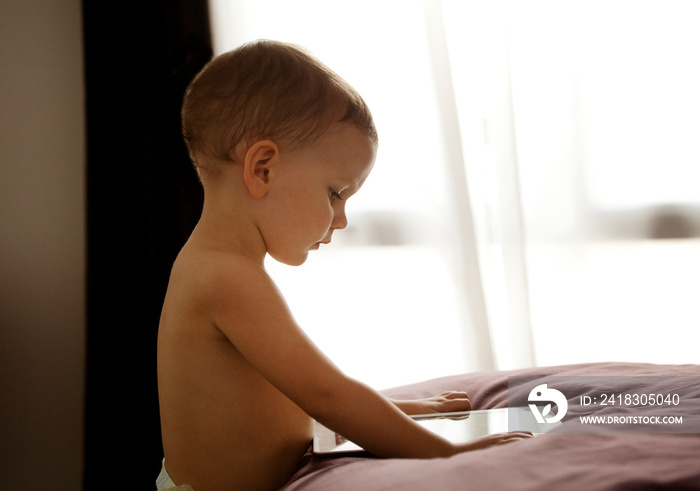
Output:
286 123 376 187
306 123 376 156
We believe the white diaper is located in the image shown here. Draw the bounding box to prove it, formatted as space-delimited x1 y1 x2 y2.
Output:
156 460 194 491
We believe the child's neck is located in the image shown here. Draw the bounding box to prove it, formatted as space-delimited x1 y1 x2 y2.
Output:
193 195 267 265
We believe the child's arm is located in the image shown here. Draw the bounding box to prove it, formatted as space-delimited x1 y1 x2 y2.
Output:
207 258 530 458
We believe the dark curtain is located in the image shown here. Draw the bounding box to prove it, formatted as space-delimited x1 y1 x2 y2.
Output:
83 1 211 487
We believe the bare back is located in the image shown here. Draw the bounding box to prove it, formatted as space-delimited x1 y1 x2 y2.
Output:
157 239 313 490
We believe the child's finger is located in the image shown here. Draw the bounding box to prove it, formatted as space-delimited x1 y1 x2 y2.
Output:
437 392 471 411
458 431 533 452
439 391 469 400
491 432 534 445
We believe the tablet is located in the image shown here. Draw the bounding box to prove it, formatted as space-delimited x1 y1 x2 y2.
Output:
313 407 557 454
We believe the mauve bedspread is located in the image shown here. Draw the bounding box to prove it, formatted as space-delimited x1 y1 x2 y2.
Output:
283 362 700 490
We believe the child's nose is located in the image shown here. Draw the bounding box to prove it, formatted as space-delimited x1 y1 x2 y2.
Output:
332 205 348 230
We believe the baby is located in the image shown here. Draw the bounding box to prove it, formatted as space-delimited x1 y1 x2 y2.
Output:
157 40 531 491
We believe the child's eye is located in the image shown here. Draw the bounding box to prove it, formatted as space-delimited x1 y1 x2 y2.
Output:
329 188 343 201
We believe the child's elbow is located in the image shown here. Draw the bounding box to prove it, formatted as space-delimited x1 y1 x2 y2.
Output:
300 374 368 424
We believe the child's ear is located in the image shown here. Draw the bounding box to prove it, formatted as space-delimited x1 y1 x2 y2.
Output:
243 140 278 199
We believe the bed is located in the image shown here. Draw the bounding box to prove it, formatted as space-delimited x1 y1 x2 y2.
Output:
282 362 700 490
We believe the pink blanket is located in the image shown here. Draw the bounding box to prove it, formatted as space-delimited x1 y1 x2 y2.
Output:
283 362 700 490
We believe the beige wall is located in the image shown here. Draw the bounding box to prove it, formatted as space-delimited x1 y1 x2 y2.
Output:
0 0 85 488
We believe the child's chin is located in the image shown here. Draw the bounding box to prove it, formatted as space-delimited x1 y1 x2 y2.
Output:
269 251 309 267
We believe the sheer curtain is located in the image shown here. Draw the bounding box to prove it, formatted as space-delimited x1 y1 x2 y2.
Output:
438 0 536 370
497 0 700 367
446 0 700 367
208 0 700 387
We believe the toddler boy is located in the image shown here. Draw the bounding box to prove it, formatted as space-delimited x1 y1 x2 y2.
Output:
157 40 531 491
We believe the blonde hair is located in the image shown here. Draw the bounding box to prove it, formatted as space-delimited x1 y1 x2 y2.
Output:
182 40 377 168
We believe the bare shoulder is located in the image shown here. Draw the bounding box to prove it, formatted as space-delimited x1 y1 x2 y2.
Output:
166 242 282 320
171 241 268 291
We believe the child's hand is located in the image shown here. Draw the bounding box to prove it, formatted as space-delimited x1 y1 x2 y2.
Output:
391 391 471 415
454 431 534 453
